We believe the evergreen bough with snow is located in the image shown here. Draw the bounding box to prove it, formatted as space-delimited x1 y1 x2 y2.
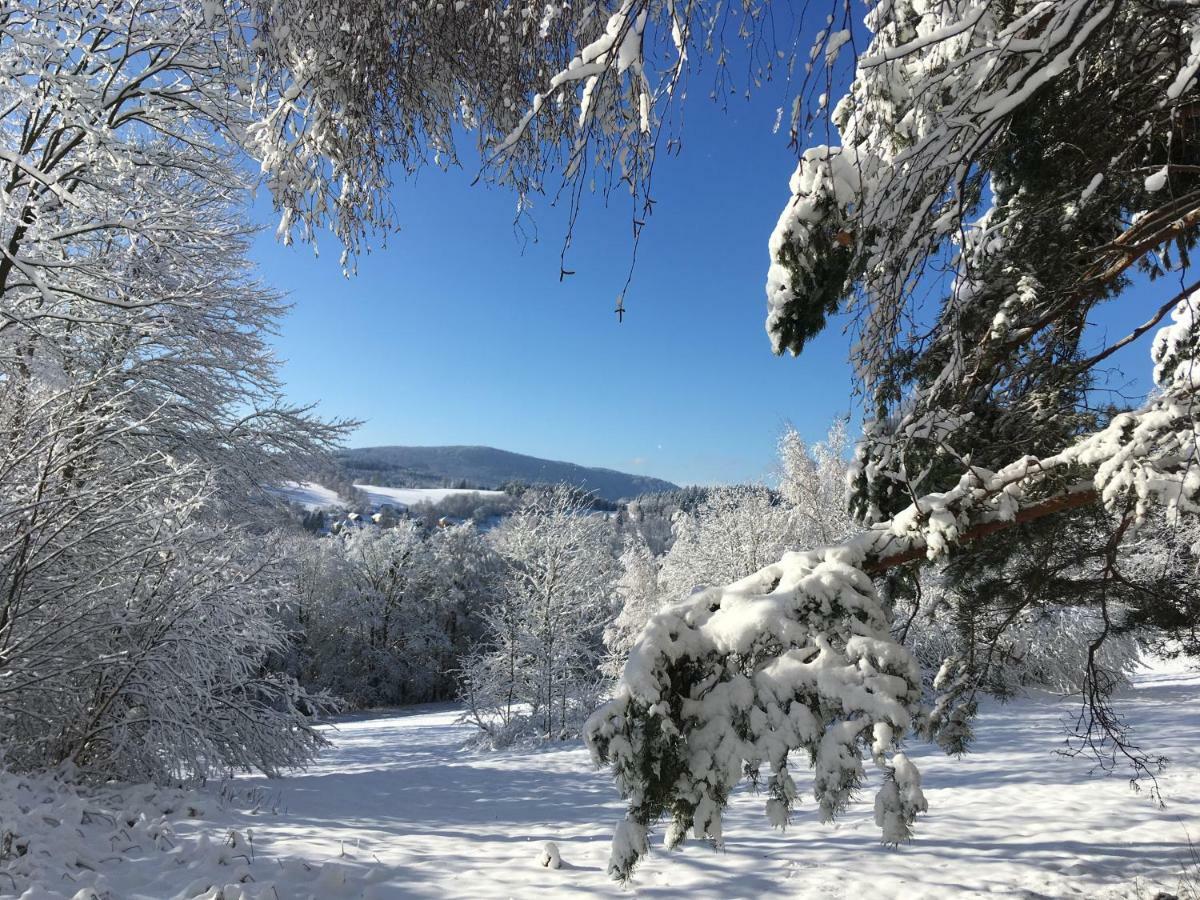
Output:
586 543 928 880
587 0 1200 871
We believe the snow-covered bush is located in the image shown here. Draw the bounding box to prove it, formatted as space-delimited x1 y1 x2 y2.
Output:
461 486 618 746
0 768 182 894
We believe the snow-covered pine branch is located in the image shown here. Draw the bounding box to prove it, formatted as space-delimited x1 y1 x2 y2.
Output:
766 0 1200 521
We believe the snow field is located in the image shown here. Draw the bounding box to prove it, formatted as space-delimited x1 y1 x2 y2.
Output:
3 661 1197 899
351 485 506 510
273 482 506 512
275 482 347 511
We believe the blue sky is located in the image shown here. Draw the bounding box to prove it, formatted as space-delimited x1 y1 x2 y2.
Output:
251 68 1161 488
251 85 865 487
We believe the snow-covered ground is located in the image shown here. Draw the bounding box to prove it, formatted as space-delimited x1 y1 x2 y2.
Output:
272 482 506 512
274 481 348 511
351 484 505 510
5 660 1198 899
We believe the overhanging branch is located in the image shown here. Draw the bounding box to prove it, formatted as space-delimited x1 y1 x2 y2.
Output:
866 486 1100 573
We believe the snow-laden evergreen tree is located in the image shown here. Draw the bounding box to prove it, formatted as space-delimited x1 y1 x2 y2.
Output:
760 0 1200 775
461 486 618 746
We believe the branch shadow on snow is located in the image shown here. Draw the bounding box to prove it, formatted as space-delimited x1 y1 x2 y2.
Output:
198 666 1198 898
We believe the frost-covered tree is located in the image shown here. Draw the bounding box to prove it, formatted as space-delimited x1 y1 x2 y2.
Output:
0 2 347 496
0 5 345 781
336 524 451 705
602 535 662 678
0 348 336 782
461 486 618 746
657 485 796 601
615 487 711 556
778 419 856 548
216 0 805 263
278 523 499 708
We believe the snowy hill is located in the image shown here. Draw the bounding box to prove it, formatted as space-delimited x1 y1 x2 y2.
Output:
276 481 505 511
337 445 679 501
354 483 507 509
272 481 349 510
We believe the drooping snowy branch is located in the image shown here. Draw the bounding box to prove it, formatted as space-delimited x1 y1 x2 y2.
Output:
220 0 807 262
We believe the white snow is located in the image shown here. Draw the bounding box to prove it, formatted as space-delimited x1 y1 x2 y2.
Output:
352 484 506 509
272 482 506 511
274 480 348 510
5 660 1198 899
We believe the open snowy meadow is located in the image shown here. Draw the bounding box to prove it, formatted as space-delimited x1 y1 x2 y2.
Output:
4 658 1197 900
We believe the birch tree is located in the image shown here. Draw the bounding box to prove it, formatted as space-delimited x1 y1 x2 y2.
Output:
461 486 617 746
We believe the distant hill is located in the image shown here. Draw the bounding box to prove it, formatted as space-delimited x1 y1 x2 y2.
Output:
336 445 679 502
